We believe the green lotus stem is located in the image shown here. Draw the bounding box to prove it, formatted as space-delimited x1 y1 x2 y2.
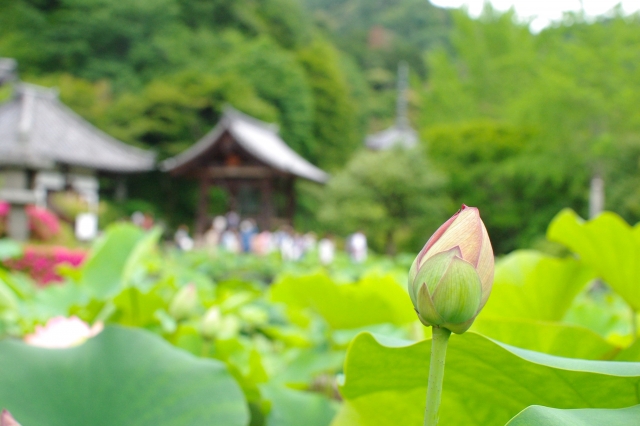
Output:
631 308 638 342
424 326 451 426
129 288 139 324
201 339 211 357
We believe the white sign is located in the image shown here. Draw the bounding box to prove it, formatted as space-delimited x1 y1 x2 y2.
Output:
75 213 98 241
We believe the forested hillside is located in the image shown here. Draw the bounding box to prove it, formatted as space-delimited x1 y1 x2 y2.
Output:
2 1 640 254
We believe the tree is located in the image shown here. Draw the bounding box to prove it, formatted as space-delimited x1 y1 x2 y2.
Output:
297 39 361 169
319 147 449 254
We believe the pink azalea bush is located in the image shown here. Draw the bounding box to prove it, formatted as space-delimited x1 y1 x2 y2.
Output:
24 316 103 348
4 246 87 285
0 202 8 237
0 203 61 240
26 205 61 240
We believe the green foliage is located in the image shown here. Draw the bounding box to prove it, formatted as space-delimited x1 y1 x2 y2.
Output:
270 273 415 330
481 250 594 321
420 7 640 250
319 147 450 253
547 209 640 312
215 37 315 160
0 326 248 425
3 208 640 424
4 1 640 247
304 0 450 76
468 250 624 359
334 332 640 426
0 239 22 261
0 0 182 87
79 223 150 299
261 384 338 426
506 405 640 426
424 118 586 253
472 318 617 360
297 39 361 169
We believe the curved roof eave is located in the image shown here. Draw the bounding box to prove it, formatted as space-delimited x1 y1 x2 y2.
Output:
162 107 329 184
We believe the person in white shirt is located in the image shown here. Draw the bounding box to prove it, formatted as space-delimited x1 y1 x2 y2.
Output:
350 230 367 263
318 235 335 265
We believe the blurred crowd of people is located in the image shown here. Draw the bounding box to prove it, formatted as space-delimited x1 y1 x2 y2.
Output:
170 211 368 265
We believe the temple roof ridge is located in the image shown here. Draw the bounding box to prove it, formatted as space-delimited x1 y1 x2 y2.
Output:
0 82 155 172
162 106 329 183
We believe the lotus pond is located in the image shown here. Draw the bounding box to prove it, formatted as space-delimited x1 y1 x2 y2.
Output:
1 208 640 425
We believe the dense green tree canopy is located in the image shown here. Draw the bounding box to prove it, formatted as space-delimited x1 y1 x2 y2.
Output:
319 147 449 254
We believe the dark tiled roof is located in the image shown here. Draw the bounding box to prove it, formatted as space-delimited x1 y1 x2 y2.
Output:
161 107 329 183
0 83 155 172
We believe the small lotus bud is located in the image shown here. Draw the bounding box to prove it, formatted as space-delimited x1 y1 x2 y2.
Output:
201 307 222 339
169 284 199 321
238 306 268 327
216 315 241 340
1 409 21 426
409 205 494 334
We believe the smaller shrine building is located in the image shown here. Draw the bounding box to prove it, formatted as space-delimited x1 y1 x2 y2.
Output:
0 82 155 240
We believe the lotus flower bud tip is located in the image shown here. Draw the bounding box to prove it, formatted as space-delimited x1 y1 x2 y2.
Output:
409 205 494 334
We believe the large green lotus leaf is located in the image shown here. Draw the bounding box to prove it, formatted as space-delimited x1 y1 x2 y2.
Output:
332 332 640 426
481 250 594 321
547 209 640 311
0 268 35 300
25 281 88 320
270 273 415 329
262 384 339 426
472 317 618 360
121 227 162 287
0 239 22 261
614 339 640 361
505 404 640 425
0 277 17 312
79 223 146 298
276 348 345 387
0 326 249 425
563 291 633 340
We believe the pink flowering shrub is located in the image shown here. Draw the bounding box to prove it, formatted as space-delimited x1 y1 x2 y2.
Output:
26 205 60 240
0 204 62 240
4 246 87 285
0 202 8 237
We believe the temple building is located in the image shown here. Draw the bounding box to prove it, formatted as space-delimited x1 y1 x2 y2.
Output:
0 78 155 240
161 107 329 235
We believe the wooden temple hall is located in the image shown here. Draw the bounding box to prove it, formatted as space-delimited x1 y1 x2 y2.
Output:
161 107 329 235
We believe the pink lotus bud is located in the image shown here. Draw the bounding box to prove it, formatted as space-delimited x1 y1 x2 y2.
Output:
408 205 494 334
24 316 103 348
1 410 21 426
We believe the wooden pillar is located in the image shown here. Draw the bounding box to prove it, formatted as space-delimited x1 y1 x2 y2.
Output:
0 169 36 241
114 175 127 202
195 174 210 237
285 177 296 226
260 178 273 230
227 181 239 212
